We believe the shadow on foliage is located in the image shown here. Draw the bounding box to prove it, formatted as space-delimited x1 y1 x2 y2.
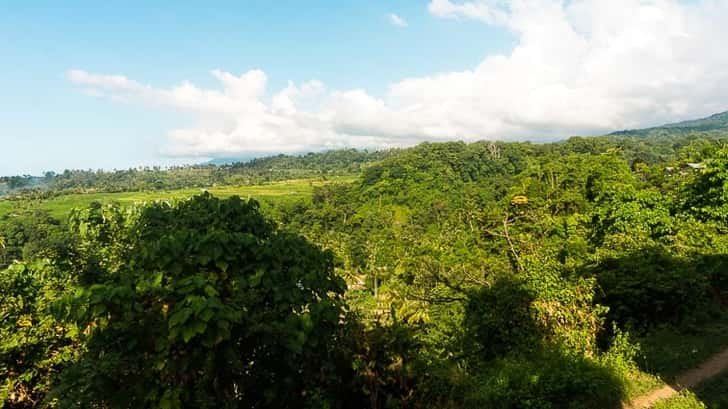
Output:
461 277 627 409
688 371 728 409
588 247 728 388
589 247 728 330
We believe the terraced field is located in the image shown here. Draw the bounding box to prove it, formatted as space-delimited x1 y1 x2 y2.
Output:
0 176 355 219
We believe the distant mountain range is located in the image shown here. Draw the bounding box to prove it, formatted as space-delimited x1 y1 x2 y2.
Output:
203 155 261 166
610 111 728 137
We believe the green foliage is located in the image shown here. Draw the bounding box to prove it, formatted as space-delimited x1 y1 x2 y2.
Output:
1 149 383 197
464 262 606 361
654 391 708 409
0 261 78 409
522 260 606 354
2 130 728 408
279 136 728 407
464 276 541 359
637 314 728 379
655 367 728 408
591 248 712 328
346 320 433 409
0 178 351 220
0 210 70 270
684 146 728 221
51 194 348 408
463 349 625 409
590 187 675 249
692 369 728 408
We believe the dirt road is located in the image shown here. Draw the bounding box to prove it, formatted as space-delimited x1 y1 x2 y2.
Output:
623 347 728 408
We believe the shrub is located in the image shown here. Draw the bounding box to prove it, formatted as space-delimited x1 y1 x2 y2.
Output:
0 261 78 408
463 349 625 409
592 247 711 329
51 194 349 408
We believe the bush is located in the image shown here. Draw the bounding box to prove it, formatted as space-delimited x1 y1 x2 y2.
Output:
464 276 541 360
0 261 78 408
592 247 711 329
464 349 625 409
465 263 605 360
51 194 349 408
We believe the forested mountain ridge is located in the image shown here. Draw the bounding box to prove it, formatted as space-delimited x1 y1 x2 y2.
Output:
661 110 728 131
2 110 727 197
0 149 392 197
610 110 728 136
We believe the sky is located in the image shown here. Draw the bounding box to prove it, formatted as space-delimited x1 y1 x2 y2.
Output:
2 0 728 176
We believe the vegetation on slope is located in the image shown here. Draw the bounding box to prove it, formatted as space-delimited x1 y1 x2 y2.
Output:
1 120 728 408
0 149 387 196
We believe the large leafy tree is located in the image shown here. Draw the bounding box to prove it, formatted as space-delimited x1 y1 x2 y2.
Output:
0 261 79 409
0 210 70 270
683 146 728 221
53 194 348 408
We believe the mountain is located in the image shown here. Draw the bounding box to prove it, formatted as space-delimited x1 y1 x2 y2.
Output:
610 111 728 137
203 155 261 166
661 111 728 131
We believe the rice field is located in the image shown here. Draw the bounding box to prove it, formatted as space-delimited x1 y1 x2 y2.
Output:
0 176 356 219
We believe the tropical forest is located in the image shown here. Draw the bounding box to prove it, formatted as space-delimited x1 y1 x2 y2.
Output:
2 112 728 408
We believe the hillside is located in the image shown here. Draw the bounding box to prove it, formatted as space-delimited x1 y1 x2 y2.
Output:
611 111 728 137
4 111 728 198
2 124 728 408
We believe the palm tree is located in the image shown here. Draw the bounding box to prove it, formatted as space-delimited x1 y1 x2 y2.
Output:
0 235 5 267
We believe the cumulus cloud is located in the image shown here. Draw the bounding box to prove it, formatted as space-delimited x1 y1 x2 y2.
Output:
388 13 408 27
69 0 728 158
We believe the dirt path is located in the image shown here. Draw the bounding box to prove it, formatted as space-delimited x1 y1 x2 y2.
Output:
623 347 728 409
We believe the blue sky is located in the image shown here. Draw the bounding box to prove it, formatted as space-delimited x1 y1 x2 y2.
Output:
0 1 510 175
2 0 727 176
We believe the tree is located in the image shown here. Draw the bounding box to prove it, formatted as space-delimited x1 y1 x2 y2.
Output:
0 261 79 409
683 146 728 221
0 210 70 270
53 194 348 408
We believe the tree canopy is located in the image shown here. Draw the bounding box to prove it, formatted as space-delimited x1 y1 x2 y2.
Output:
1 132 728 408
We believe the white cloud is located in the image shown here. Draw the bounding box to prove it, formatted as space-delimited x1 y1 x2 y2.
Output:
69 0 728 158
388 13 408 27
428 0 509 25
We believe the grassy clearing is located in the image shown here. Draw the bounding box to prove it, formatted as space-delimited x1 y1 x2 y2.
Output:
0 176 355 219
